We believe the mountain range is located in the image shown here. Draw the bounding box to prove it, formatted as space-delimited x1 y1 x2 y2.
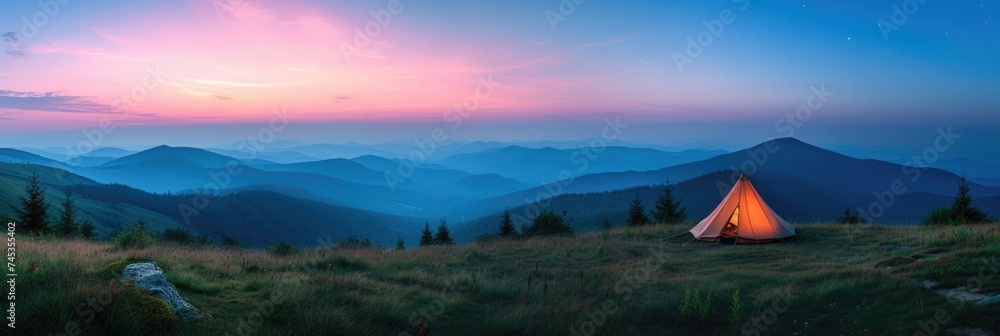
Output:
1 137 997 246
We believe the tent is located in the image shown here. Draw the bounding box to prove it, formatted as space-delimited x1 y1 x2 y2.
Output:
689 173 796 243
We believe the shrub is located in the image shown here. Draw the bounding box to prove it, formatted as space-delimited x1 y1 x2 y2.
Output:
522 210 572 237
923 208 956 226
339 235 372 249
221 236 240 247
837 208 866 224
270 241 298 256
115 219 154 250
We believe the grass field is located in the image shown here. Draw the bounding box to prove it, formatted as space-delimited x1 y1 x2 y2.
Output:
14 224 1000 335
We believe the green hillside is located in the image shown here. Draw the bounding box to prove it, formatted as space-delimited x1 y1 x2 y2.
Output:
0 163 420 247
15 224 1000 335
0 163 187 236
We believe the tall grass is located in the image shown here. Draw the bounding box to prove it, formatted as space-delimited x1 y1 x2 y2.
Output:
16 223 1000 335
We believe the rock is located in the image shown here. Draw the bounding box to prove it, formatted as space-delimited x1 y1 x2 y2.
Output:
120 262 202 320
974 295 1000 307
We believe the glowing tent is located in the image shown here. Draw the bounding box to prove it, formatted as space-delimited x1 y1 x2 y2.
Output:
689 174 795 243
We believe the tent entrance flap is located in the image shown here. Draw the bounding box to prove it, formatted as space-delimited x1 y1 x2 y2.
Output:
720 206 739 239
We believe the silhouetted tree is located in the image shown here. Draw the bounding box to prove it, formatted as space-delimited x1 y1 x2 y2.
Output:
837 207 866 224
499 210 516 237
951 176 989 224
652 179 686 224
435 219 454 245
602 218 613 230
396 237 406 250
627 194 649 227
925 175 991 225
15 173 51 234
522 210 572 236
420 222 435 246
55 189 79 236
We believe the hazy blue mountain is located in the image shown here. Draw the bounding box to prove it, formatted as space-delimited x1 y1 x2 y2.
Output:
454 170 1000 241
282 143 400 159
74 146 459 216
65 156 117 167
0 148 63 166
435 145 725 185
255 159 386 185
893 157 1000 185
493 138 997 203
86 147 138 158
460 138 1000 221
205 148 322 164
350 154 527 195
102 145 241 169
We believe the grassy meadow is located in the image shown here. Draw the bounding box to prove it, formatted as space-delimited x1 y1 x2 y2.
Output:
15 224 1000 335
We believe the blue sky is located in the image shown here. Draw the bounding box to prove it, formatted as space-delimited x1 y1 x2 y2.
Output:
0 0 997 154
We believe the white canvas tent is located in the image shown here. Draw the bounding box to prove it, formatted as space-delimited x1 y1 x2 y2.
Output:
689 174 796 243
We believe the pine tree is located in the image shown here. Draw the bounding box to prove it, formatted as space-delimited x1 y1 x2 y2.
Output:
15 173 51 234
626 194 649 227
950 175 988 223
435 219 454 245
395 237 406 250
55 189 79 236
499 210 516 237
419 222 435 246
80 219 96 239
602 218 613 230
652 179 687 224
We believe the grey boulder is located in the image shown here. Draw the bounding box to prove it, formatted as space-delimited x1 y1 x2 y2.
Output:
120 262 202 320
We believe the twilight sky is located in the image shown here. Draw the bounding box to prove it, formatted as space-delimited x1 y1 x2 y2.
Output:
0 0 998 150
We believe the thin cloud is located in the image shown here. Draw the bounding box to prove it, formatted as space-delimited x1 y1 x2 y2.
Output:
0 90 118 114
2 31 24 56
190 79 279 88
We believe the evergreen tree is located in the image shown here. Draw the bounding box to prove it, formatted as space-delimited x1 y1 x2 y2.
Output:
626 194 650 227
499 210 516 237
924 175 991 225
522 210 572 236
419 222 435 246
951 175 988 224
435 219 454 245
602 218 613 230
15 173 51 234
79 219 96 239
652 179 686 224
396 237 406 250
55 189 79 236
837 208 866 224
